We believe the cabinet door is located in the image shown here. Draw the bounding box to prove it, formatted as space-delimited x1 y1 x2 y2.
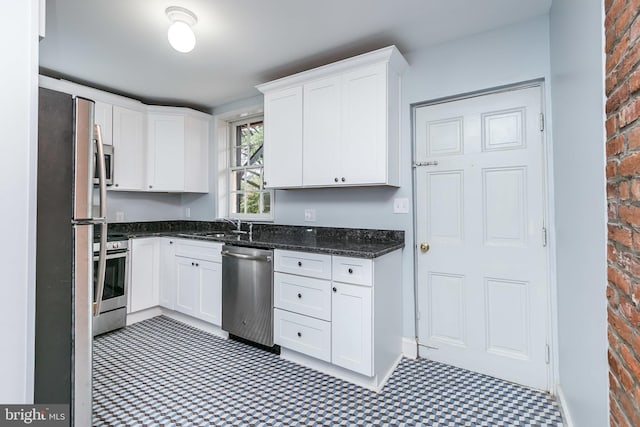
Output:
147 113 185 192
112 106 146 191
129 238 159 313
196 260 222 326
331 282 373 376
184 116 209 193
175 256 198 316
263 86 303 188
158 239 176 309
303 76 341 186
94 101 113 146
340 63 387 185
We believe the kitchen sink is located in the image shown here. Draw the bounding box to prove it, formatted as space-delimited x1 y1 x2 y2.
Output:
175 231 232 238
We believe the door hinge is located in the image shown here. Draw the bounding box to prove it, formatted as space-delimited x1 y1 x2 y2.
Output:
539 113 545 132
545 344 550 364
542 227 548 247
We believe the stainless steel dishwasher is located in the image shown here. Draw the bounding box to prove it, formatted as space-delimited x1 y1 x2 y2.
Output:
221 245 274 347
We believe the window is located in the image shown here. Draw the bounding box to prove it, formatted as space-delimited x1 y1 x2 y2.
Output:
228 118 272 219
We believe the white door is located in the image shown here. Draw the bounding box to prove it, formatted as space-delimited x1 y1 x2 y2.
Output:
415 86 549 390
112 106 146 191
175 256 198 316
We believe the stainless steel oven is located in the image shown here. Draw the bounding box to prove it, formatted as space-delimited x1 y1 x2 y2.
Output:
93 238 127 335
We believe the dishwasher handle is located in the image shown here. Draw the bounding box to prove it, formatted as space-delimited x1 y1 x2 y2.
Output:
221 249 272 263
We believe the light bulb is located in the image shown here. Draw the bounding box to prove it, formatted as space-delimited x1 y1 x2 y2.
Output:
168 21 196 53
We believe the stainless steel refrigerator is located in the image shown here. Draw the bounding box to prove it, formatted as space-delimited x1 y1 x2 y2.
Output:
35 87 108 426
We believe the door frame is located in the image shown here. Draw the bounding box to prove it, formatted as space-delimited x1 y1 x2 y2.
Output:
410 79 557 391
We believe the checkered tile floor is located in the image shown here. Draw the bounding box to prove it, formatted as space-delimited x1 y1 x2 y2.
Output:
93 316 564 426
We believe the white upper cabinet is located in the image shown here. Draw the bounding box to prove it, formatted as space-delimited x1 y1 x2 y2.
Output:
112 105 146 191
147 106 210 193
94 101 113 146
257 46 407 189
263 86 303 188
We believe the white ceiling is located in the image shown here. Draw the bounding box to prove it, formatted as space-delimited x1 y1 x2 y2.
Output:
39 0 552 112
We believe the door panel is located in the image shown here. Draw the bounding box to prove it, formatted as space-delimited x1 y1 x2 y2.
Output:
415 86 549 391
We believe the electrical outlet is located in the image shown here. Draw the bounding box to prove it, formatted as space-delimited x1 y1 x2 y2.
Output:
393 198 409 214
115 211 125 221
304 209 316 222
185 207 191 218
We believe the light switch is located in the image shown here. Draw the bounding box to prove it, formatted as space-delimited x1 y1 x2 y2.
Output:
304 209 316 222
115 211 125 221
393 198 409 214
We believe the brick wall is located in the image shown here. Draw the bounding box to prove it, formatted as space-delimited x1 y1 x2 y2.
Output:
607 0 640 426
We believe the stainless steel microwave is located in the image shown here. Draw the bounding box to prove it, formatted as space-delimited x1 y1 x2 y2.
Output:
94 144 113 186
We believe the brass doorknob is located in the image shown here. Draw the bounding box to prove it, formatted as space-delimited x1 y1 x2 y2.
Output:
420 243 430 252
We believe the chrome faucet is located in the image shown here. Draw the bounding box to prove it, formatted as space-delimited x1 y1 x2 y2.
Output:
218 217 247 234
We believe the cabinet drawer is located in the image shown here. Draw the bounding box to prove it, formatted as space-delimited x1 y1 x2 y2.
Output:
274 272 331 321
332 256 373 286
175 239 223 262
274 250 331 279
274 309 331 362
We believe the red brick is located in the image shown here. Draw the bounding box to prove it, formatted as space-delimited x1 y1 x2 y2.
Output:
617 42 640 84
631 180 640 199
611 265 632 293
629 126 640 150
607 0 628 30
632 16 640 44
610 182 620 199
608 83 631 114
609 159 619 177
621 342 640 380
608 27 618 54
612 398 633 427
620 204 640 226
608 115 619 137
616 5 636 39
633 332 640 355
610 243 619 263
612 327 622 351
620 98 640 127
611 347 624 377
610 134 626 157
606 0 616 13
611 307 635 343
620 299 640 325
611 224 633 247
619 390 640 427
633 230 640 250
621 181 631 199
609 35 630 73
619 153 640 176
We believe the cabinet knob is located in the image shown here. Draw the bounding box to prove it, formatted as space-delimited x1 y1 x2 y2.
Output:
341 177 346 182
191 262 195 266
149 185 153 189
263 181 267 187
169 241 173 244
348 268 353 274
297 332 302 338
332 286 337 293
297 261 302 267
334 177 339 182
115 183 119 187
297 293 302 299
195 263 199 267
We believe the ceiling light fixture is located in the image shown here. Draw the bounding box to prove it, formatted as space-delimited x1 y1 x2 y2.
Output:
166 6 197 53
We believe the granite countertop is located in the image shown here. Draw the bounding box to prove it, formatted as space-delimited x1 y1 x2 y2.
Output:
106 221 404 258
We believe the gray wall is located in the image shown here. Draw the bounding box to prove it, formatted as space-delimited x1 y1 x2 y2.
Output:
275 15 552 337
549 1 608 425
1 0 38 403
100 192 184 222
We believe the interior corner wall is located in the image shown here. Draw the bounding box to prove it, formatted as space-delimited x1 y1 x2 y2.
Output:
0 0 38 403
549 1 608 426
273 15 551 338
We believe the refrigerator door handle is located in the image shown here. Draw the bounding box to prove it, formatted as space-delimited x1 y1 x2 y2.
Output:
93 124 108 317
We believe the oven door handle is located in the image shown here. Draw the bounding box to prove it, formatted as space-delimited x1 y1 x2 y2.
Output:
93 124 108 317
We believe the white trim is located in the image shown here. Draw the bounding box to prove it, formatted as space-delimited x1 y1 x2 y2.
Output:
126 307 228 340
556 385 574 427
279 347 402 392
402 337 418 359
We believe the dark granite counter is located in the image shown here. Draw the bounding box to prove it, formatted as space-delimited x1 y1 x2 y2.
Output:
104 221 404 258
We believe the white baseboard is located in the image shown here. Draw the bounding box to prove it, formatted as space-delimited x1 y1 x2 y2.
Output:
126 307 228 340
556 385 574 427
402 337 418 359
126 307 162 325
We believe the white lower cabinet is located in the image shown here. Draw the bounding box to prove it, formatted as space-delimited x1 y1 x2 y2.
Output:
331 282 372 376
129 237 222 327
273 249 401 382
174 240 223 326
128 238 159 313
